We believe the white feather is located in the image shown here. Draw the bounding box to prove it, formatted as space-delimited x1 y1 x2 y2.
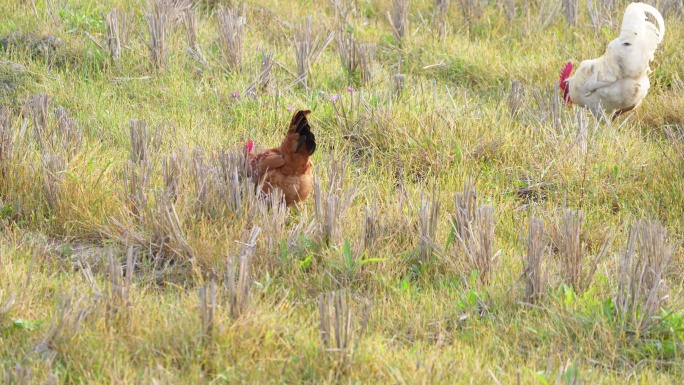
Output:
566 2 665 117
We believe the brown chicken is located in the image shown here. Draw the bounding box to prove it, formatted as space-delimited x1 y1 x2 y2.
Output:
244 110 316 206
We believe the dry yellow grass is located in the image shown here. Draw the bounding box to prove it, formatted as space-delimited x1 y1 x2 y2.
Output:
1 0 683 383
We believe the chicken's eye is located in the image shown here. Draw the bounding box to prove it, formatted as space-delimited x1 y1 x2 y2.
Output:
623 42 632 46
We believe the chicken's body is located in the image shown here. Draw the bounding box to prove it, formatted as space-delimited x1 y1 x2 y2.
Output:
560 3 665 118
245 110 316 206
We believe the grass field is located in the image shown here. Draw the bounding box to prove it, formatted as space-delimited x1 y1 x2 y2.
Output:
1 0 684 383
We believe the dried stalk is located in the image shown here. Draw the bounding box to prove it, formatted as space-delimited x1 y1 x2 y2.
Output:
389 0 410 42
524 217 547 303
508 80 523 116
614 220 681 335
318 290 354 370
432 0 451 38
313 159 359 246
199 279 217 339
227 226 260 319
563 0 578 26
451 183 496 284
217 5 246 72
418 190 440 265
0 108 13 179
105 8 131 64
183 9 207 66
145 0 172 71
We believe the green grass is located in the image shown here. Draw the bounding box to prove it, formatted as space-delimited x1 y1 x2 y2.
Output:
1 0 684 383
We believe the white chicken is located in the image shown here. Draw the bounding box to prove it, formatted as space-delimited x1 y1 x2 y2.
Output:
559 3 665 119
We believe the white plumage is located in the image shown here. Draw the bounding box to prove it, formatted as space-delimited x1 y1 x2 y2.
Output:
560 3 665 118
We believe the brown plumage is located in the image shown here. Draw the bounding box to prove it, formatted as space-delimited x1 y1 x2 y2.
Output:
244 110 316 206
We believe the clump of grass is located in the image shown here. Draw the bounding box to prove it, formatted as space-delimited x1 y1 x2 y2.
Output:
217 5 246 73
563 0 578 26
0 108 13 180
0 33 65 67
115 121 196 263
122 159 151 218
187 148 254 220
54 107 83 158
129 119 164 165
664 124 684 166
111 189 194 265
123 120 161 216
432 0 451 38
227 226 260 319
418 190 440 266
104 8 131 65
559 209 582 290
336 29 356 75
246 51 272 94
28 94 83 211
183 9 207 66
507 80 523 117
29 93 50 150
29 95 83 157
105 247 136 319
314 159 359 247
451 183 496 284
524 217 547 303
190 149 225 219
331 88 370 143
523 1 562 34
389 0 410 42
198 279 216 340
457 0 484 24
40 154 65 210
145 0 172 71
33 292 101 361
330 0 376 84
0 293 15 320
658 0 683 18
393 73 406 97
557 209 612 294
219 149 254 215
502 0 514 22
149 190 195 260
256 188 287 255
331 0 356 29
2 364 32 385
361 196 382 252
586 0 617 34
293 16 333 90
318 290 370 373
163 152 182 202
614 220 682 336
356 43 376 84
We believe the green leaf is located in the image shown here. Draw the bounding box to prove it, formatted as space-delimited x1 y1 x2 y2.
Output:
468 270 478 285
342 239 354 268
467 290 478 306
444 227 455 254
12 318 42 331
563 285 576 306
532 371 549 385
299 254 312 270
357 257 386 268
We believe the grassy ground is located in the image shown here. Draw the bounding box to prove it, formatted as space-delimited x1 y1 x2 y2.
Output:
1 0 684 383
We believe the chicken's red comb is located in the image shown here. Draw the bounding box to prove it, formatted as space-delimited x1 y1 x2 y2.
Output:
559 62 573 90
244 140 254 152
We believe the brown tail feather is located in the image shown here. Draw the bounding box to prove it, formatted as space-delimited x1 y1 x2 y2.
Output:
287 110 316 155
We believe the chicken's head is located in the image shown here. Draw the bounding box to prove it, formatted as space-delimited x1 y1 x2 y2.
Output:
244 140 254 154
559 62 573 104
